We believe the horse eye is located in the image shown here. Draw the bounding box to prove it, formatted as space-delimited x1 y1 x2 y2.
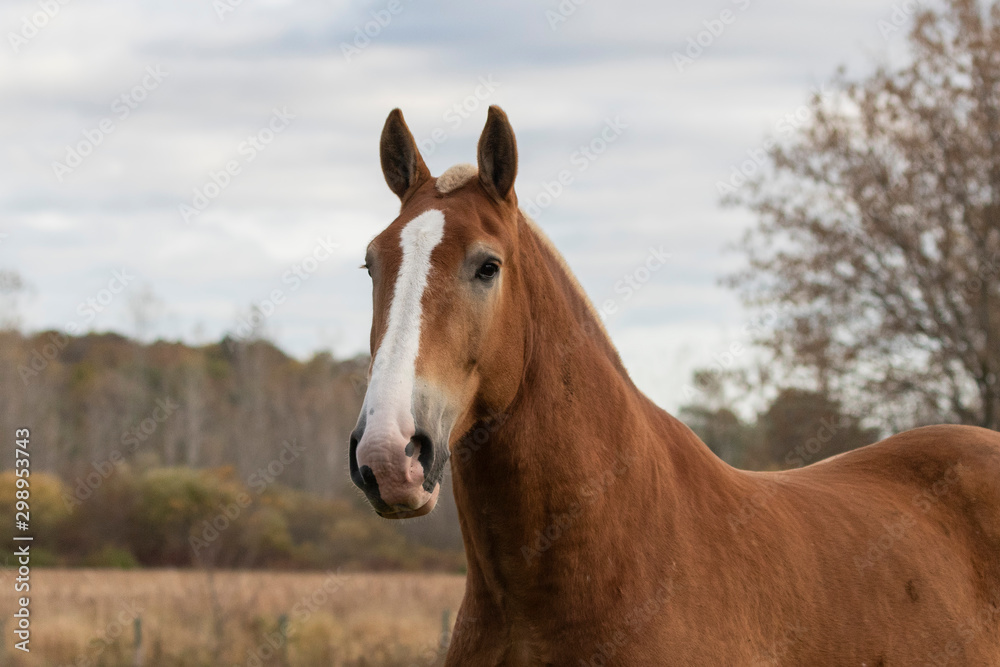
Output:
475 261 500 281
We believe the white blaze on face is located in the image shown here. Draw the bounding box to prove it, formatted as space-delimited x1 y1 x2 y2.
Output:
360 209 446 449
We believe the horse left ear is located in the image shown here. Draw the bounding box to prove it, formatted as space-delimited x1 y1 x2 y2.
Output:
477 105 518 203
380 108 432 202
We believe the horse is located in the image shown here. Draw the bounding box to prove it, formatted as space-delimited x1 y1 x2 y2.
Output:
348 105 1000 665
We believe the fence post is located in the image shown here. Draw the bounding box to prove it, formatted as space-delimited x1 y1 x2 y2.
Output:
133 616 144 667
439 609 451 653
278 613 289 666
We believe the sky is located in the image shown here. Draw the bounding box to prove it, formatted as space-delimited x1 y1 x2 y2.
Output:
0 0 918 412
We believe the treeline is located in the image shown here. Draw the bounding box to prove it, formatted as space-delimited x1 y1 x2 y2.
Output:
680 377 880 470
0 328 884 571
1 330 365 494
0 466 463 571
0 329 466 567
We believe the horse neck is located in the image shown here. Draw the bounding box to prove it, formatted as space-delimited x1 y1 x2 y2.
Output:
450 213 731 609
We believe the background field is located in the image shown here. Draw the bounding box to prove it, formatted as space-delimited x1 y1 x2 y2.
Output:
0 568 466 667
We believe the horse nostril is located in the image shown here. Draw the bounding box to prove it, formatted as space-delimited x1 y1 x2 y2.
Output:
411 432 433 478
359 465 377 488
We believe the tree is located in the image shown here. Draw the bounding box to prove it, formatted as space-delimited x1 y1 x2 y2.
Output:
757 389 879 468
728 0 1000 431
126 283 164 342
0 270 27 330
679 369 763 468
680 404 760 468
681 381 878 471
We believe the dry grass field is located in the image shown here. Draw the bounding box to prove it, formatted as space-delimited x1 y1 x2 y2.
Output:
0 568 466 666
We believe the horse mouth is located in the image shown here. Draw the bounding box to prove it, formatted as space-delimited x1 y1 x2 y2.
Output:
375 483 441 520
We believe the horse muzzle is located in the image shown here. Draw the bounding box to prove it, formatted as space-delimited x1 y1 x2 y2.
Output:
349 427 441 518
349 381 452 518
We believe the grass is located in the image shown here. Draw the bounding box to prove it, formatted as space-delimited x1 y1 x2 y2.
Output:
0 568 466 666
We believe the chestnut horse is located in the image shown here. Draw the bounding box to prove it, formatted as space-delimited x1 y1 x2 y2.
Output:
349 105 1000 665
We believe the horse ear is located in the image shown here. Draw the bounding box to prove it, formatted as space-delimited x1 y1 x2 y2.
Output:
477 105 518 202
380 109 431 201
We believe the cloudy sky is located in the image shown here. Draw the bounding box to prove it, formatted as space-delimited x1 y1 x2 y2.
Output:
1 0 916 411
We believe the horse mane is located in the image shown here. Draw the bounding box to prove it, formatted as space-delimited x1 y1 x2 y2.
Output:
517 210 629 378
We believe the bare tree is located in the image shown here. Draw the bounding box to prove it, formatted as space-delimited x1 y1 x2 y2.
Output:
0 270 27 330
728 0 1000 430
127 283 164 342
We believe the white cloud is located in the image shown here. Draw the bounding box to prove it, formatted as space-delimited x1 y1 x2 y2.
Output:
1 0 914 410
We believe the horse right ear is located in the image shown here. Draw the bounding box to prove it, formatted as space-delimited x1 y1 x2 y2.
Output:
380 109 431 202
477 105 518 203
